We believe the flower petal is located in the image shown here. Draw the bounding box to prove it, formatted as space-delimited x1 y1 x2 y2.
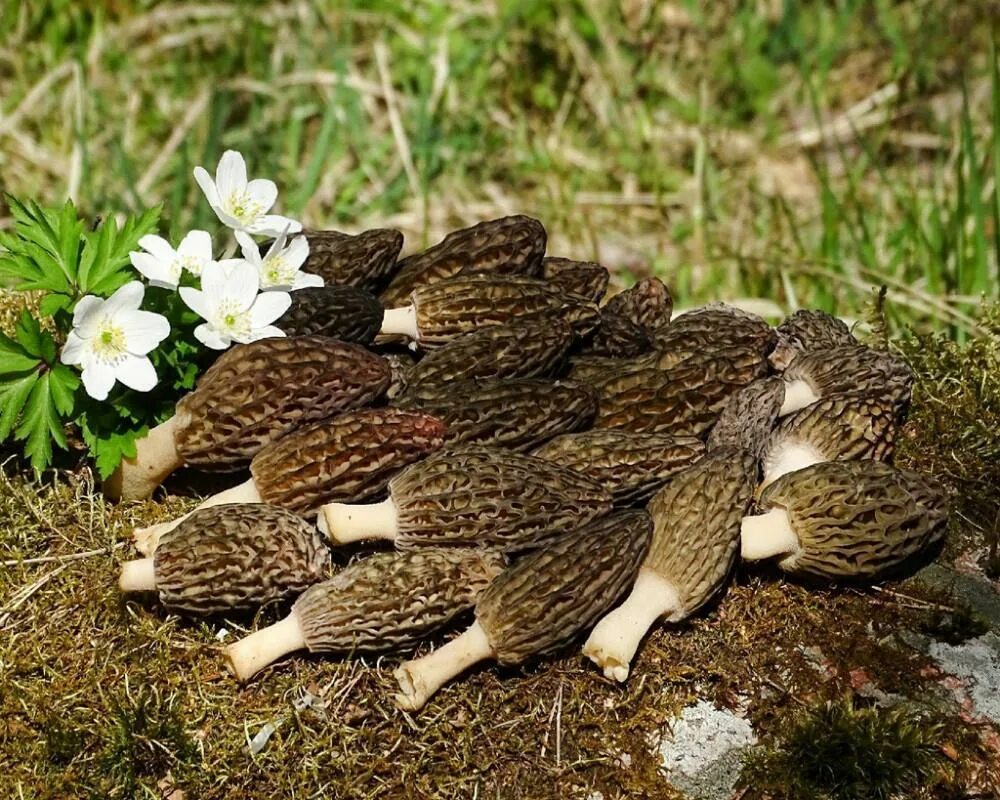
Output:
177 229 213 261
114 354 158 392
246 178 278 214
137 234 177 263
72 295 104 333
283 235 310 270
246 325 286 342
194 323 231 350
197 261 232 301
226 261 261 309
179 286 210 320
81 361 117 401
60 331 87 366
246 214 303 237
234 231 261 265
102 281 145 317
250 291 291 328
292 271 325 290
193 166 221 208
130 252 177 289
216 150 247 199
118 309 171 355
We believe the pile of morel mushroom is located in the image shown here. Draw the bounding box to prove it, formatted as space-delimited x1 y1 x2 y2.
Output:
114 215 948 711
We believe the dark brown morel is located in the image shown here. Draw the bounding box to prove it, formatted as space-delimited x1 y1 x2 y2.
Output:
604 277 673 333
651 303 777 368
118 504 330 616
541 257 610 303
318 445 613 552
380 215 546 306
224 548 506 681
295 228 403 291
588 311 653 357
706 376 786 458
393 510 651 710
770 309 858 370
276 285 383 343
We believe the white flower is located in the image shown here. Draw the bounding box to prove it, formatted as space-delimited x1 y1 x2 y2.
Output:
129 230 214 289
193 150 302 237
235 229 322 291
60 281 170 401
179 259 291 350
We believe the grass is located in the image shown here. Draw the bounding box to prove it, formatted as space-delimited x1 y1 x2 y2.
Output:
3 2 1000 798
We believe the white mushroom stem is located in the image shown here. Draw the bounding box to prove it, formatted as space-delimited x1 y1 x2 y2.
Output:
740 508 801 561
118 558 156 593
760 440 824 490
224 612 307 682
379 306 419 340
582 567 681 683
103 414 187 502
393 620 494 711
317 497 399 544
778 379 820 416
132 478 263 555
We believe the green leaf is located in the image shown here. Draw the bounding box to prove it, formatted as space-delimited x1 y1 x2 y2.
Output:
0 331 41 375
38 293 73 317
14 312 57 364
80 205 161 296
13 371 69 473
79 411 147 479
0 370 37 441
2 195 82 293
48 362 79 416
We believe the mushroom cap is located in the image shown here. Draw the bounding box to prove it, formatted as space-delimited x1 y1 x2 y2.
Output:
409 274 599 347
295 228 403 291
593 343 770 436
541 257 610 304
294 548 506 654
250 408 446 514
783 345 913 410
531 429 705 506
764 391 897 475
406 316 576 391
758 460 949 579
397 378 596 451
476 510 652 665
276 285 383 342
380 215 547 306
175 336 390 470
706 376 786 457
603 277 673 334
152 504 330 615
651 303 777 366
770 309 858 370
389 445 614 552
645 448 756 619
587 311 653 358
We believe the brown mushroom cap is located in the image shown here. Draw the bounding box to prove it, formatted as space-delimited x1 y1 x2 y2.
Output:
651 303 777 366
541 257 610 304
151 504 330 615
770 309 858 371
250 409 446 514
380 215 546 306
293 228 403 291
174 336 390 470
477 510 652 664
295 548 506 654
406 274 599 347
397 378 596 451
587 311 653 358
762 391 897 488
530 429 705 506
706 377 786 458
754 461 948 579
389 446 613 552
603 277 673 334
276 285 383 342
406 316 576 391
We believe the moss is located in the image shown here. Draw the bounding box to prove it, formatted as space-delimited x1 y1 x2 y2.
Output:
917 602 991 645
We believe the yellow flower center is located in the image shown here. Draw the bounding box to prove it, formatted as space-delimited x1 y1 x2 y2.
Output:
225 191 264 225
91 321 127 364
214 300 251 340
262 255 292 288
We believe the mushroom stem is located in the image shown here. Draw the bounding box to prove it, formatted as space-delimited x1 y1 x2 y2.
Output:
118 558 157 593
132 478 263 555
103 414 186 502
379 306 419 340
582 567 680 682
761 441 824 491
778 379 820 416
740 508 800 561
224 612 307 682
393 620 494 711
317 498 399 544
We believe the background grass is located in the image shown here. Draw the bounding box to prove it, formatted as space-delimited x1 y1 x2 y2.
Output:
1 0 998 337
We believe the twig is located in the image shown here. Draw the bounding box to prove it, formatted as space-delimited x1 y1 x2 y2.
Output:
869 586 956 613
1 542 125 567
0 564 71 627
374 39 422 208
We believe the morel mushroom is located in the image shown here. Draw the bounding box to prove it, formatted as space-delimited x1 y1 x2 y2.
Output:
380 215 546 306
531 430 705 506
406 316 576 391
276 285 383 342
397 378 596 451
583 449 755 681
225 548 506 681
393 510 651 710
604 277 673 333
541 257 610 303
587 311 653 358
770 309 858 371
651 303 777 368
380 274 599 346
779 346 913 416
318 445 613 552
761 392 897 490
104 336 391 501
133 409 446 554
741 461 948 580
118 504 330 615
294 228 403 291
706 377 786 458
